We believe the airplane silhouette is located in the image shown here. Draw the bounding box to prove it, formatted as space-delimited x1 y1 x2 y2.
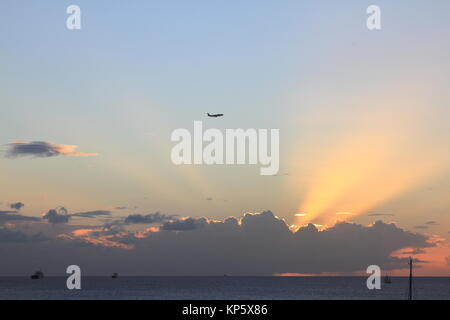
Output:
207 113 224 118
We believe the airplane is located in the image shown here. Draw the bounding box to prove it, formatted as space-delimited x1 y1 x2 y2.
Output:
207 113 224 118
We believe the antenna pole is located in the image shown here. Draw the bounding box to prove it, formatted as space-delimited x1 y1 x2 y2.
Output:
408 257 413 300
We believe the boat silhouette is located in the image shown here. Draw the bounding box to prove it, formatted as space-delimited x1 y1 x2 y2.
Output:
31 270 44 279
111 273 119 279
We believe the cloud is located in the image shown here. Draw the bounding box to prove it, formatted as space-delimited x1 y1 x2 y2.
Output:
130 212 431 275
124 212 174 224
413 221 439 230
0 212 40 222
71 210 111 218
0 228 47 243
336 212 351 215
0 211 433 276
42 208 112 224
400 248 426 255
42 207 70 224
9 202 24 210
58 227 133 249
5 141 98 158
241 211 289 235
115 206 138 210
161 217 207 231
368 213 395 217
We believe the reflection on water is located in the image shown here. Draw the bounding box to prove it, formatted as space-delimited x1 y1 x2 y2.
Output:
0 277 449 300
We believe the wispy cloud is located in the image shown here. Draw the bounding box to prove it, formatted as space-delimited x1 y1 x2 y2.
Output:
124 212 174 224
413 221 440 230
71 210 111 218
162 217 206 231
368 213 395 217
0 213 40 222
115 206 138 210
9 202 24 210
42 208 111 224
5 141 98 158
0 210 19 215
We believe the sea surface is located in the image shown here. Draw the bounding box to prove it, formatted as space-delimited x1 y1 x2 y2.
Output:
0 277 449 300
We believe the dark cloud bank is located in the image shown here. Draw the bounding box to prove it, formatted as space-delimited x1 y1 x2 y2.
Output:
0 211 432 276
0 228 47 243
0 213 40 222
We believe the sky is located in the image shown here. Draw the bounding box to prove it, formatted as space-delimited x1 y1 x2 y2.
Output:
1 0 450 276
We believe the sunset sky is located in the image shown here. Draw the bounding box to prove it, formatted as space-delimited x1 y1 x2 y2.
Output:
1 0 450 276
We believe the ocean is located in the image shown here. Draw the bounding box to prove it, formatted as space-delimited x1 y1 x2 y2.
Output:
0 277 449 300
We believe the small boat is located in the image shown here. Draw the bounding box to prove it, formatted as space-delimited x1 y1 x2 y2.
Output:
384 274 392 284
111 273 119 279
31 271 44 280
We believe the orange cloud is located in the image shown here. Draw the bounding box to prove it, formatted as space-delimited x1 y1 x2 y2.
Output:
390 236 450 276
134 226 160 239
72 228 100 237
59 228 134 250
